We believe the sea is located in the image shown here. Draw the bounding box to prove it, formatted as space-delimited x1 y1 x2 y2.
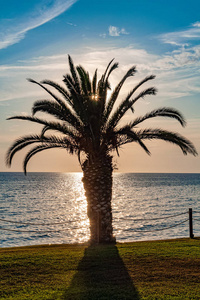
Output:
0 172 200 248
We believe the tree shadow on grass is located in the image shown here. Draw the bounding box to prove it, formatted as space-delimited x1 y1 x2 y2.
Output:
63 244 140 300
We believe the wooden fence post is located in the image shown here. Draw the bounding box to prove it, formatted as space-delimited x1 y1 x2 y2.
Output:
189 208 194 239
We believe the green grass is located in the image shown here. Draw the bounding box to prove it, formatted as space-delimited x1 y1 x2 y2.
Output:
0 238 200 299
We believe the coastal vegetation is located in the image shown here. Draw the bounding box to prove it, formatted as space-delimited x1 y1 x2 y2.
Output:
1 238 200 299
6 57 197 244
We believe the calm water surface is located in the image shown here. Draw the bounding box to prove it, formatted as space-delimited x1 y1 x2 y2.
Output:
0 172 200 247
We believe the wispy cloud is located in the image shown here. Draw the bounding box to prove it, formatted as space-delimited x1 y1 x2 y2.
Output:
192 21 200 28
0 0 77 50
159 22 200 46
66 22 77 27
99 33 106 39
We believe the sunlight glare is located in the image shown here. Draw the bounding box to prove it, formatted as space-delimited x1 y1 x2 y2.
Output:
70 172 90 243
91 94 98 101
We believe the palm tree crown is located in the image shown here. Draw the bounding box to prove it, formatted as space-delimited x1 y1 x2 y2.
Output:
6 55 197 173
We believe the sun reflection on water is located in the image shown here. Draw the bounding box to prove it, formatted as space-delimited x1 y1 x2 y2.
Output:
64 172 90 243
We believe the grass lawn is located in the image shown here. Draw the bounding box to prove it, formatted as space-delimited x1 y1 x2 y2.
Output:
0 238 200 299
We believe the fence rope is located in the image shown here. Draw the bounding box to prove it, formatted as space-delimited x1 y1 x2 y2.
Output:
0 219 189 234
123 219 189 233
0 211 187 226
0 217 87 226
0 209 198 235
117 211 187 222
193 218 200 222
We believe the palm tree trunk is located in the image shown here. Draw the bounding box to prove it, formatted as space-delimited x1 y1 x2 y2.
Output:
82 154 116 244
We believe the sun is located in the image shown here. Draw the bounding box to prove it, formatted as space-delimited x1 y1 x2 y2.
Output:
91 94 98 101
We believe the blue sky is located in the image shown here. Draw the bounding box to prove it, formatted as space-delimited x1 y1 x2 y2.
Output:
0 0 200 172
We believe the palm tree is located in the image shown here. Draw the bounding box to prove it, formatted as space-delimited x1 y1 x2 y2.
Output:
6 56 197 244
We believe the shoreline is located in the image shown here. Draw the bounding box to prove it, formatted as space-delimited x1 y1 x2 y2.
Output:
1 171 200 174
1 236 200 251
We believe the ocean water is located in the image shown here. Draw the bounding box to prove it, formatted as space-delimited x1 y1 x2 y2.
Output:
0 172 200 248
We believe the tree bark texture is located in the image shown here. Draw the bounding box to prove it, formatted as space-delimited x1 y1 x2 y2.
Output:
82 154 116 244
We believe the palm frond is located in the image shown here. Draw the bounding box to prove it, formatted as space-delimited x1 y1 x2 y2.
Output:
99 62 119 116
76 66 91 95
27 78 68 110
101 58 115 82
7 133 79 173
68 55 81 93
104 66 137 123
23 145 60 174
32 100 83 129
125 75 156 103
63 74 88 123
114 129 151 155
40 80 73 106
63 73 75 91
6 135 46 166
7 115 50 126
105 62 119 81
22 139 77 175
40 124 72 138
119 107 187 131
97 59 115 96
7 115 81 138
108 87 157 130
136 128 198 156
21 136 78 174
40 123 78 141
29 79 86 127
32 100 69 121
92 69 98 95
63 73 83 104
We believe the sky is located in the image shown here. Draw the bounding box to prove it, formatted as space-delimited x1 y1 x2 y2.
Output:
0 0 200 173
